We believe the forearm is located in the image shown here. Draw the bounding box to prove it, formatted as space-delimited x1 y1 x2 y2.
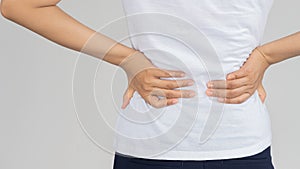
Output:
1 0 136 66
259 31 300 65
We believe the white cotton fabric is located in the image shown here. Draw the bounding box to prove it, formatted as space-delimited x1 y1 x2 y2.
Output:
113 0 274 160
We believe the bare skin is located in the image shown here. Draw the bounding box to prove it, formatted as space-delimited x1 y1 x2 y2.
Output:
0 0 196 109
2 1 299 107
206 32 300 104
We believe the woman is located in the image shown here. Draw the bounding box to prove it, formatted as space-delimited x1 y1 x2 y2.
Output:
1 0 300 169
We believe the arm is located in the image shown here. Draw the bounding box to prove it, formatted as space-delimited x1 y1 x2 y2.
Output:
0 0 196 108
206 31 300 104
0 0 135 65
257 31 300 65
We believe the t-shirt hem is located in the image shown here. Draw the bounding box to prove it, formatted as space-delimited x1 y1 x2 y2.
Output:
115 136 272 161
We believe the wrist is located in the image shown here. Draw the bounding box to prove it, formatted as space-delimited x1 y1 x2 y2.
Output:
100 41 139 66
119 50 156 81
255 46 273 66
252 47 271 72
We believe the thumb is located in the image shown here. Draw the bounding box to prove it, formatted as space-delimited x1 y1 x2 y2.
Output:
121 86 135 109
257 82 266 103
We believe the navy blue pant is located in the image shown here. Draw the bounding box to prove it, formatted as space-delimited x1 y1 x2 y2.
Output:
113 147 275 169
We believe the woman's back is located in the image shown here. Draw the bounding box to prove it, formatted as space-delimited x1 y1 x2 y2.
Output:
114 0 274 160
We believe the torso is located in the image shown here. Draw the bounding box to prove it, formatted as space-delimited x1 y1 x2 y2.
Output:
114 0 274 160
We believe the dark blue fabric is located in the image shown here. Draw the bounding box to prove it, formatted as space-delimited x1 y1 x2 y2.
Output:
113 146 275 169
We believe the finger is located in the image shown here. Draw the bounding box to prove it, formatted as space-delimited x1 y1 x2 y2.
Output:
152 69 186 78
207 77 249 89
121 87 135 109
257 83 266 103
150 88 196 98
206 85 250 99
217 93 252 104
152 78 195 89
226 68 248 80
146 95 178 108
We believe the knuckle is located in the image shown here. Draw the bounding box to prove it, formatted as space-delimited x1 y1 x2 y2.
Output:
143 85 153 92
220 81 226 88
236 98 244 104
166 82 175 89
213 91 220 97
143 77 152 85
250 78 257 84
142 69 150 75
245 76 251 82
227 82 236 89
248 84 255 89
146 68 157 76
155 89 165 97
244 67 253 74
226 82 232 89
239 69 247 75
226 90 234 98
165 92 174 98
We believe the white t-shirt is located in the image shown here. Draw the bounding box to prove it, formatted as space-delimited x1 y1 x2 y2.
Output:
113 0 274 160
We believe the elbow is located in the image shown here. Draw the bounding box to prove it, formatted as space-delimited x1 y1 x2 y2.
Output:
1 0 61 19
0 1 8 18
1 0 26 20
1 0 14 19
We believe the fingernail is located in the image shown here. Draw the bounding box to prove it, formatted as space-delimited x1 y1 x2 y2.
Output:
189 92 196 97
206 90 213 96
180 73 185 77
172 99 178 104
218 98 225 102
227 75 235 80
187 81 194 86
207 82 213 88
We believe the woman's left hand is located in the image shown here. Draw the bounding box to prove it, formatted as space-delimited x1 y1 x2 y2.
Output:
206 47 270 104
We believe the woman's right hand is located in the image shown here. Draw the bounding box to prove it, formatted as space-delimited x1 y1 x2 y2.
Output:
121 67 196 109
